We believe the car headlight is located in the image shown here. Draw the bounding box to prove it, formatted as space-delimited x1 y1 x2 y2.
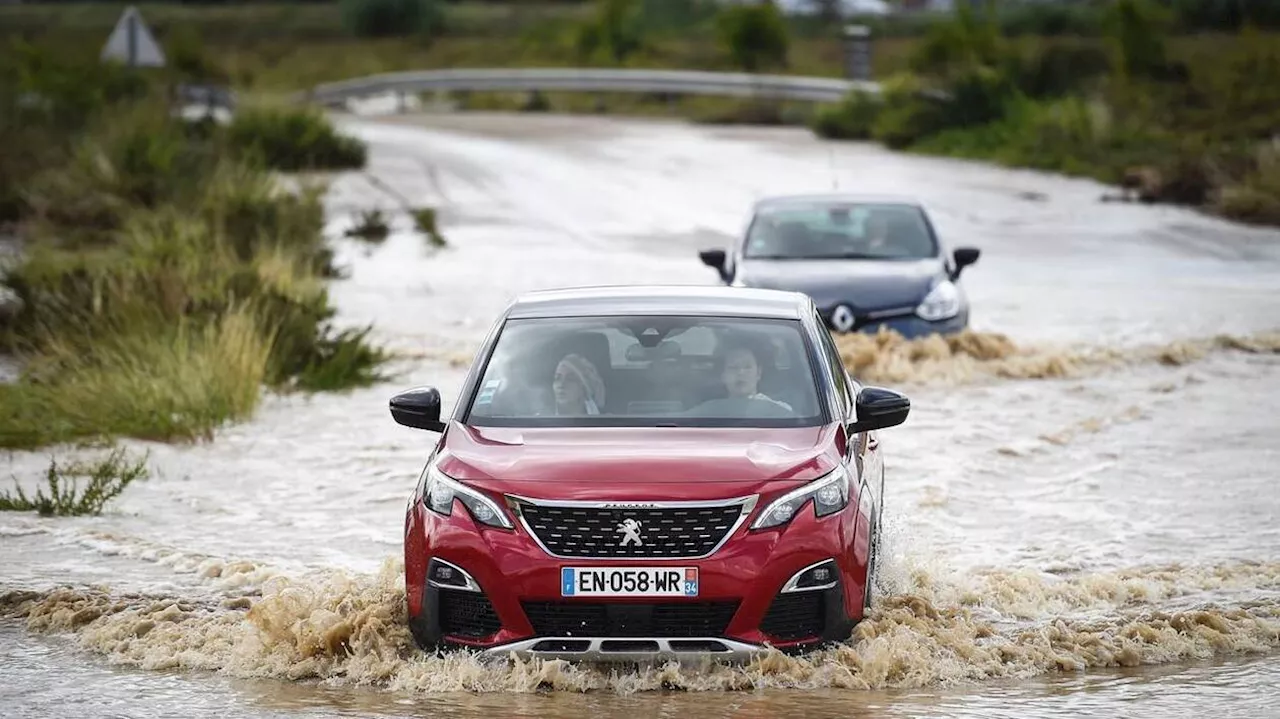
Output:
916 279 960 321
422 463 513 529
751 466 851 530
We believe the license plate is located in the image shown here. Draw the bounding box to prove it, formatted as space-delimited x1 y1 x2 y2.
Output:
561 567 699 597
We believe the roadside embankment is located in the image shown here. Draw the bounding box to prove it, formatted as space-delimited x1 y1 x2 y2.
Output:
0 49 387 451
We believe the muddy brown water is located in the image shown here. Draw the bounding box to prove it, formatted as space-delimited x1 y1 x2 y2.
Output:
3 111 1280 719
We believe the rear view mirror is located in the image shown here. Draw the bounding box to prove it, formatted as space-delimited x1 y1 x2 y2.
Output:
390 386 446 432
952 247 980 278
846 386 910 434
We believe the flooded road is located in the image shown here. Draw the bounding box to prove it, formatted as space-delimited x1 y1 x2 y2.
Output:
3 111 1280 718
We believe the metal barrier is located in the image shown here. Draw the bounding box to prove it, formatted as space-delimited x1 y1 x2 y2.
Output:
298 68 878 106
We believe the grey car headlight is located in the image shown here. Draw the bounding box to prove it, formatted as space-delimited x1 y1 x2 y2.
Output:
916 279 961 322
423 463 513 529
751 466 851 530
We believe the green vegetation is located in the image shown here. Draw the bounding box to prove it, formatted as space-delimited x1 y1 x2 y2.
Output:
227 107 368 171
812 1 1280 225
0 448 149 517
345 208 393 242
340 0 446 39
3 2 1277 226
715 1 790 73
411 207 447 247
0 45 389 451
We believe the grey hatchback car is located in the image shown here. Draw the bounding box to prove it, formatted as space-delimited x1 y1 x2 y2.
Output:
699 194 981 338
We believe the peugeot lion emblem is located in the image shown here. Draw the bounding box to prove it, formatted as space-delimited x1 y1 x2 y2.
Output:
616 518 644 547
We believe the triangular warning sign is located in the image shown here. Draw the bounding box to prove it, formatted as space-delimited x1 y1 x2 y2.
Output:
101 6 166 67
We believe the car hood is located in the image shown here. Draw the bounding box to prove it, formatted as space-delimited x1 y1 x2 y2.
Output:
434 423 840 501
737 257 942 311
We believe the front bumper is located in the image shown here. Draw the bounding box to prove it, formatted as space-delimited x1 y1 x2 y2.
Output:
820 306 968 339
404 498 869 661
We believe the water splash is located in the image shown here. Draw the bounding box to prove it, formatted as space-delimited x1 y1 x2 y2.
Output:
4 558 1277 696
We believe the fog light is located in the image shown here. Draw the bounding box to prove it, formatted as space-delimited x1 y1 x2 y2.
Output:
428 558 480 592
782 559 839 593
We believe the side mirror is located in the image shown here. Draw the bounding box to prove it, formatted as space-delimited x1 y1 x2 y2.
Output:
846 386 910 434
698 249 729 281
390 386 446 432
951 247 980 279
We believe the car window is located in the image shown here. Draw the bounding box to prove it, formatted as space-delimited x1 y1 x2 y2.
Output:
814 311 852 418
744 201 937 260
466 315 827 428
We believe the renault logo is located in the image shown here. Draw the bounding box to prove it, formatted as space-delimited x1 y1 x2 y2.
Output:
830 304 856 332
616 518 644 547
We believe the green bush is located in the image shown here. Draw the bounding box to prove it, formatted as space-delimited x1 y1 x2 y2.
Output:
1105 0 1175 80
226 107 367 172
0 448 149 517
811 91 880 140
714 2 789 73
339 0 446 39
22 99 218 243
575 0 645 65
1016 41 1112 98
1214 142 1280 225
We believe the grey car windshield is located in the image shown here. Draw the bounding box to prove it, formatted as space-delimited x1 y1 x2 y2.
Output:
466 315 827 427
744 202 937 260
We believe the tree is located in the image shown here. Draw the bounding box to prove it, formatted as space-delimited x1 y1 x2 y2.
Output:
576 0 646 66
716 1 790 74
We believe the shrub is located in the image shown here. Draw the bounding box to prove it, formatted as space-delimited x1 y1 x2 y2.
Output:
811 91 880 140
714 2 789 73
345 208 392 242
412 207 447 247
1017 41 1112 98
339 0 446 39
868 74 954 149
1105 0 1175 80
1214 142 1280 225
226 107 367 172
0 448 149 516
575 0 645 65
21 99 218 244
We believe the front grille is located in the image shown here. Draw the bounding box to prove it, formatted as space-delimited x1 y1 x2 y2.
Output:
760 592 824 641
518 503 744 558
438 589 501 639
522 601 740 637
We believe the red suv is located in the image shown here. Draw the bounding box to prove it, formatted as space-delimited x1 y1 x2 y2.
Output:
391 286 911 662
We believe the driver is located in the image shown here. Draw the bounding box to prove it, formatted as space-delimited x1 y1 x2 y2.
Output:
687 340 792 417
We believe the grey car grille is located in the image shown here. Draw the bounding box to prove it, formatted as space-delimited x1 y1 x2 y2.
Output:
515 500 752 559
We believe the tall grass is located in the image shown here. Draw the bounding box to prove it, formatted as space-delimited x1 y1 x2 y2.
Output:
227 107 368 172
0 47 389 450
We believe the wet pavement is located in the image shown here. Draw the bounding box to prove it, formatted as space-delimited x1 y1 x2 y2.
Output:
2 111 1280 718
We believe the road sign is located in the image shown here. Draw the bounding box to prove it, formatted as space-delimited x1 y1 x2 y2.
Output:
101 6 166 68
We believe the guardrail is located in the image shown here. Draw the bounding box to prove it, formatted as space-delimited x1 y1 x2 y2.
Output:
298 68 878 107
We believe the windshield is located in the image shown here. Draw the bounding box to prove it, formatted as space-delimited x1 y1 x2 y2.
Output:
744 201 938 260
465 315 826 428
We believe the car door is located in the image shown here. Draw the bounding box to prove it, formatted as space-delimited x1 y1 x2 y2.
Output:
811 311 879 529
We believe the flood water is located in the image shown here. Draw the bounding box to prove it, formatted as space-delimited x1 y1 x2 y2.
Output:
3 111 1280 718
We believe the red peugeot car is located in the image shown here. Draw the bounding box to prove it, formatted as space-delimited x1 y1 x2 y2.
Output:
390 286 910 662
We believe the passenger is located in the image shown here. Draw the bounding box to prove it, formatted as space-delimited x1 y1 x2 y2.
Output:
687 341 792 417
550 352 606 416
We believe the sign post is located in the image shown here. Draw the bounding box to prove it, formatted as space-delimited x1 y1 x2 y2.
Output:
842 24 872 82
101 6 166 68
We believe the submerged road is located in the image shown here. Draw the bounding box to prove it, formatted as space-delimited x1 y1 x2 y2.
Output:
3 111 1280 719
